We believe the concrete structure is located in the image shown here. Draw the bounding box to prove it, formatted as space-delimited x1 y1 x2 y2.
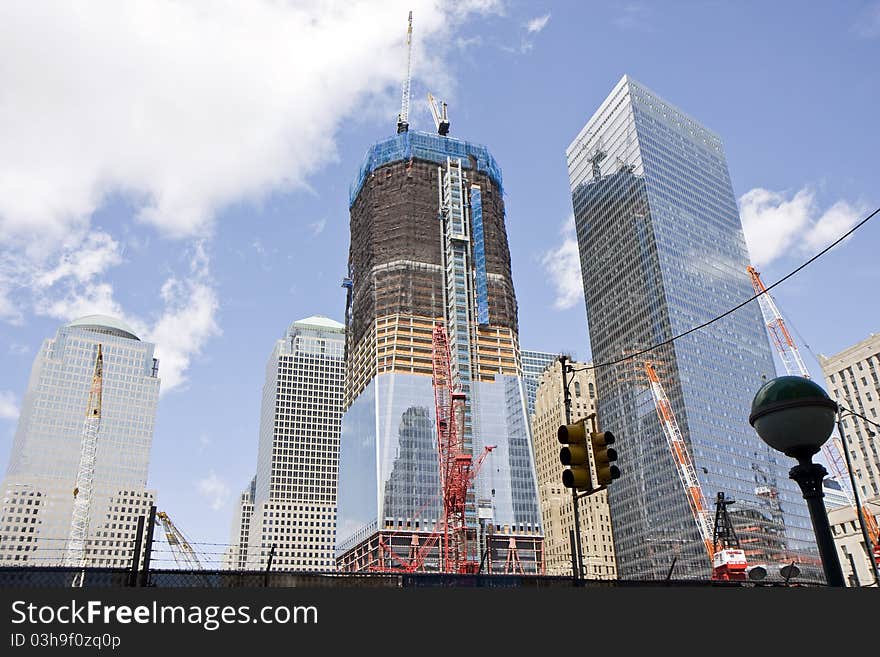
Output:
337 130 543 573
531 361 616 578
819 333 880 501
521 350 559 420
241 317 345 571
566 76 819 581
829 497 880 587
0 315 159 567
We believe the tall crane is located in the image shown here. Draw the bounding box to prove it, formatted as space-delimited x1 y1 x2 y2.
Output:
396 11 413 134
748 265 879 558
432 323 495 573
64 344 104 587
645 361 747 579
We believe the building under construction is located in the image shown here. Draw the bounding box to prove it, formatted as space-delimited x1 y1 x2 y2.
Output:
336 26 542 571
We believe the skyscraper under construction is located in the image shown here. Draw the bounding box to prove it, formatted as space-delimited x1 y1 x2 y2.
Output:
335 105 543 572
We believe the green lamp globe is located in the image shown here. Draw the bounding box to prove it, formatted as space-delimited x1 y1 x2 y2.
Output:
749 376 838 460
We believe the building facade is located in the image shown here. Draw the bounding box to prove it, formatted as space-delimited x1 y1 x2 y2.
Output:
0 315 159 568
521 350 559 420
566 76 819 581
819 333 880 501
224 476 255 570
829 497 880 587
531 361 616 578
337 129 543 573
240 317 345 572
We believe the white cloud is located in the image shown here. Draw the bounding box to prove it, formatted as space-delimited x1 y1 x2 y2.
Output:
309 218 327 236
739 187 865 267
526 14 550 33
0 1 499 245
141 243 221 393
197 471 231 512
541 215 584 310
0 391 19 421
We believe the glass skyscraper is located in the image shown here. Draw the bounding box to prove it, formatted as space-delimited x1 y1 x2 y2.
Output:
521 349 559 420
0 315 160 568
337 130 543 573
566 76 820 581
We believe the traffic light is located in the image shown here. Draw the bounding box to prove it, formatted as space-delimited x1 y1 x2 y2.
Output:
590 430 620 486
558 420 592 491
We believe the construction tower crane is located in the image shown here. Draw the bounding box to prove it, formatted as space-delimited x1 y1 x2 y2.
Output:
432 323 495 573
427 92 450 136
396 11 413 134
645 361 748 580
748 265 879 559
156 511 204 571
64 344 104 587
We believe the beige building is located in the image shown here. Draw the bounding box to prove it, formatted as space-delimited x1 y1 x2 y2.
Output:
829 497 880 587
819 333 880 501
531 361 616 579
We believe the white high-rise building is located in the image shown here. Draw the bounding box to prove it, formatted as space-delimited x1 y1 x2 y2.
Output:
0 315 160 567
241 316 345 571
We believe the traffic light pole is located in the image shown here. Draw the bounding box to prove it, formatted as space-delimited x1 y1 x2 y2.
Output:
560 355 584 581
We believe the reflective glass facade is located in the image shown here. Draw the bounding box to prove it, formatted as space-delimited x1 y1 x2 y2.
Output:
566 76 820 580
0 317 159 567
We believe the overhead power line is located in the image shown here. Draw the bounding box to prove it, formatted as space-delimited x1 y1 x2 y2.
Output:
573 205 880 372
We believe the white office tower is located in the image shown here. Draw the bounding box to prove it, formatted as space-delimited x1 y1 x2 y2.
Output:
245 316 345 571
0 315 160 567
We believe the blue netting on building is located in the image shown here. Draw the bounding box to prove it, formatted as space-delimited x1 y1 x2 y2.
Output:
470 186 490 326
349 130 504 206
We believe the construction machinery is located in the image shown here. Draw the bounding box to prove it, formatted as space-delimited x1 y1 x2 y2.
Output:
427 92 450 136
748 265 879 561
64 344 104 587
396 11 413 133
156 511 205 571
432 323 495 573
645 361 751 580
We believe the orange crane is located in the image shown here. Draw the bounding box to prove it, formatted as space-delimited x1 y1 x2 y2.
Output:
748 265 879 559
432 323 495 573
645 362 748 580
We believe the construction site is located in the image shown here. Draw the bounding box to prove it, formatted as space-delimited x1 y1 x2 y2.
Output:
335 14 544 575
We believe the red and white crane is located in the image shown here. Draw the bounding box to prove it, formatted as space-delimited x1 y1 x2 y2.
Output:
748 265 879 557
645 361 748 580
432 323 494 574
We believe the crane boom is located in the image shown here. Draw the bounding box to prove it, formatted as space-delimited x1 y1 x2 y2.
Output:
748 264 879 558
397 11 413 133
156 511 204 570
65 344 103 586
645 362 715 560
426 92 450 136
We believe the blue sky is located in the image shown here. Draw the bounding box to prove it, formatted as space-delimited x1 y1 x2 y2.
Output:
1 1 878 554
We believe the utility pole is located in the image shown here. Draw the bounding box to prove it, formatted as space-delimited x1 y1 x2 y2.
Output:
559 355 584 580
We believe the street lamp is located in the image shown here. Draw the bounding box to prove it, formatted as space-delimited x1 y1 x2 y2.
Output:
748 375 846 587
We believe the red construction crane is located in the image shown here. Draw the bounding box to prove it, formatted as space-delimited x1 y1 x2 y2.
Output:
645 362 748 580
432 323 494 574
748 265 879 561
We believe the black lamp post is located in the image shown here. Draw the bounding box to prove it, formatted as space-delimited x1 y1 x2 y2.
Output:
749 376 845 587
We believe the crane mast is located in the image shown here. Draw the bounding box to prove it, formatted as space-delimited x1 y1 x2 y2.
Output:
396 11 413 133
65 344 103 586
431 323 494 573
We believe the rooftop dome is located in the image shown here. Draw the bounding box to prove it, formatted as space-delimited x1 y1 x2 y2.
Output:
67 314 140 341
294 315 344 329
